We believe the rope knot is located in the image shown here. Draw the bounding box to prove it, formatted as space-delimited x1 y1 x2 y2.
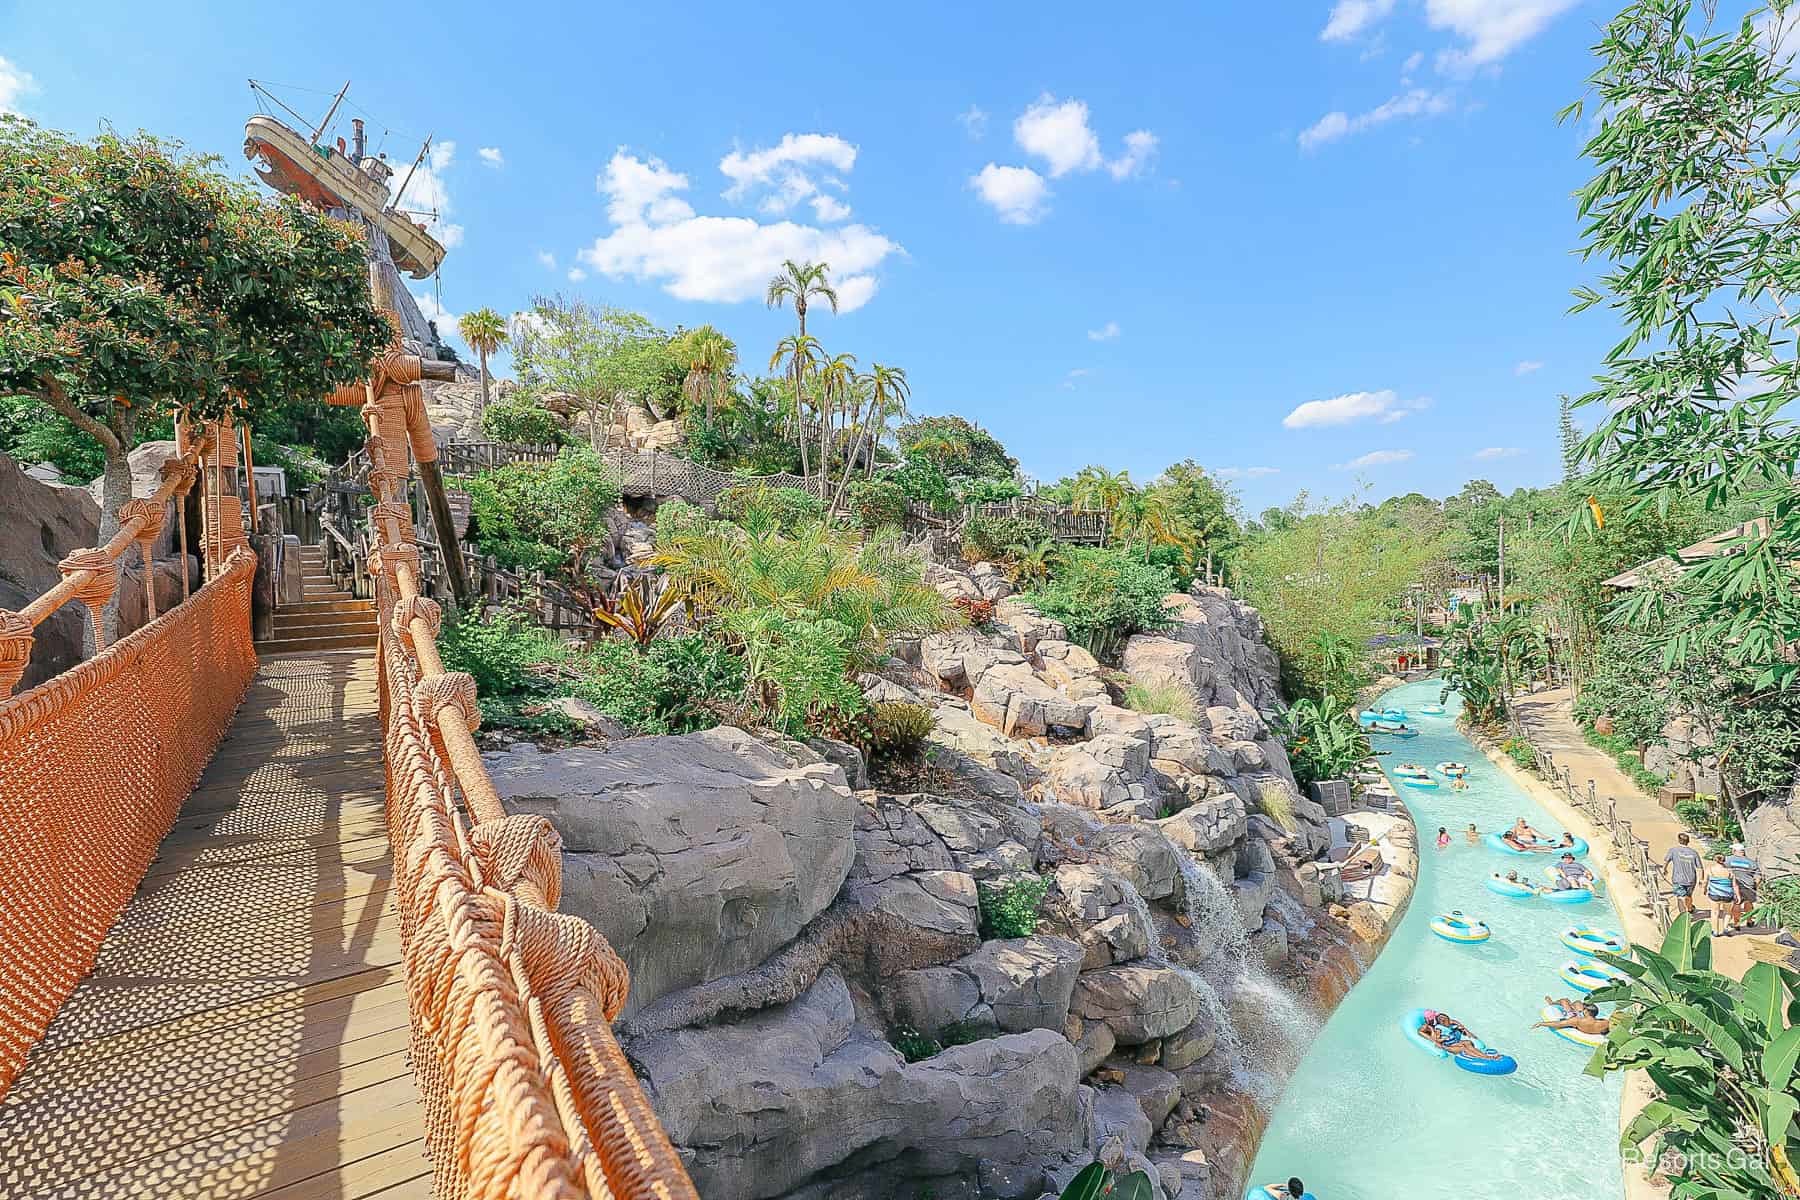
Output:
58 548 117 607
370 542 420 595
158 457 197 496
510 903 631 1022
390 594 442 654
375 349 423 389
0 610 33 696
118 498 167 544
413 671 481 734
469 815 564 908
367 466 410 502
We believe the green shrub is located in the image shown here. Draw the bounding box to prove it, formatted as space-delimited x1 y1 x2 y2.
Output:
465 445 621 575
717 483 824 532
1501 736 1536 773
890 1024 940 1063
847 478 908 530
654 498 711 544
891 455 957 513
481 397 567 445
479 694 585 738
680 413 735 465
868 701 934 763
1582 726 1669 795
438 604 567 699
1025 547 1176 662
1674 794 1741 845
937 1019 987 1048
1124 681 1198 724
1750 875 1800 931
977 875 1049 940
961 515 1051 563
727 611 871 740
569 634 747 736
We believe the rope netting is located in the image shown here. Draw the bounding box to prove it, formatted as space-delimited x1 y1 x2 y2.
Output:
0 545 256 1096
356 358 699 1200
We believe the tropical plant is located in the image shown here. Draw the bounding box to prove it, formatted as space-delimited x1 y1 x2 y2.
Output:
592 575 683 646
673 324 736 420
1440 618 1506 727
717 483 825 532
769 331 825 477
1007 537 1061 587
437 603 568 699
1059 1160 1155 1200
976 875 1049 940
1562 0 1800 689
816 350 859 483
1587 914 1800 1198
0 118 387 636
766 260 838 478
1025 546 1176 662
571 634 747 736
846 478 908 530
457 306 508 414
1069 465 1135 528
867 701 935 766
1276 695 1371 788
962 515 1052 563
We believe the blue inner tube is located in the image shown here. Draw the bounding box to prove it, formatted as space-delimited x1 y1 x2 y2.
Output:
1485 875 1536 899
1402 1009 1516 1075
1402 1008 1448 1058
1454 1049 1519 1075
1401 776 1440 789
1486 832 1588 857
1541 885 1594 905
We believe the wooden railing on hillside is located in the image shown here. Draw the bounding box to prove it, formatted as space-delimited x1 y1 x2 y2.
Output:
350 356 698 1199
0 429 257 1098
966 498 1110 544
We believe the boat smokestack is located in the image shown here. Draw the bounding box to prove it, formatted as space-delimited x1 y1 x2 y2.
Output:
351 118 366 163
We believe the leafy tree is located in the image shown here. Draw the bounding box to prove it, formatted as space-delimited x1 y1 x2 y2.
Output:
481 395 568 445
463 445 621 603
1588 914 1800 1198
845 477 907 529
0 117 386 633
1563 0 1800 687
1151 459 1242 578
897 414 1019 492
457 306 508 414
510 296 667 451
766 259 838 479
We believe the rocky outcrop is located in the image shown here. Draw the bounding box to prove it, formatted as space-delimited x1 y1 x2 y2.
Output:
632 971 1091 1200
485 727 857 1018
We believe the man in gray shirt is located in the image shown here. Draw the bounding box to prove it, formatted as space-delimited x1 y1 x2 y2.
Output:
1664 832 1703 914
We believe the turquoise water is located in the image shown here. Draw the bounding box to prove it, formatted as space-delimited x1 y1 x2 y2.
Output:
1247 679 1626 1200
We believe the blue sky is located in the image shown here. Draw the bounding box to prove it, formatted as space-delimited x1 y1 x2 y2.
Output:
6 1 1631 513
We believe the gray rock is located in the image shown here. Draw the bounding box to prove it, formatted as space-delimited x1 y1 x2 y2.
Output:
1086 824 1181 903
1153 794 1249 856
892 935 1085 1036
1091 1086 1153 1158
996 598 1069 653
543 695 631 738
1043 740 1158 812
926 699 1041 801
1068 1015 1118 1074
487 726 856 1018
973 663 1093 737
633 971 1090 1200
1158 1013 1219 1071
1116 1062 1181 1128
1072 964 1205 1045
806 736 869 789
0 452 98 687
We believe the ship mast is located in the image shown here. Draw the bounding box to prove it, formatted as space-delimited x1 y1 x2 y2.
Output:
308 80 351 146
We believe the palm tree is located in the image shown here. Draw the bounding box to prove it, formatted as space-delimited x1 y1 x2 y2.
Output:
770 333 824 477
765 259 839 341
678 325 736 421
817 351 859 482
1070 466 1135 542
456 307 508 414
862 363 910 479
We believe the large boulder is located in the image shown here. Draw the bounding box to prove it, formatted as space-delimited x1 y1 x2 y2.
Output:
486 727 857 1018
973 664 1093 737
844 794 983 969
1153 794 1249 856
1747 796 1800 876
1042 738 1159 817
1071 964 1207 1045
890 935 1085 1036
84 441 190 559
924 700 1041 801
633 971 1091 1200
995 598 1068 653
0 451 99 689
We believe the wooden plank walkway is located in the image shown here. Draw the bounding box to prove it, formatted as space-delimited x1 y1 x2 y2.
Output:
0 651 429 1199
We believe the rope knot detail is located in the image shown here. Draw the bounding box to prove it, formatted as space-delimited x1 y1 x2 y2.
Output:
390 594 442 653
0 610 33 696
375 349 423 388
158 457 196 496
58 548 117 607
370 543 420 593
118 498 167 544
469 815 564 909
413 672 481 734
510 903 631 1023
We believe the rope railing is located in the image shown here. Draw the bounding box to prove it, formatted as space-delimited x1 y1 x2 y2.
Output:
349 354 698 1200
0 422 256 1098
1523 735 1671 932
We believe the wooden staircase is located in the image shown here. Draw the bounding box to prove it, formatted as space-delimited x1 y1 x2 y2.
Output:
256 544 378 655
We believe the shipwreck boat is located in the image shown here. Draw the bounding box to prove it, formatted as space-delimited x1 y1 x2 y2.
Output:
244 112 445 279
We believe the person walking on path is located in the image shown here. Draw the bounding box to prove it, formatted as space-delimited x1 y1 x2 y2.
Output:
1664 833 1704 916
1704 853 1742 936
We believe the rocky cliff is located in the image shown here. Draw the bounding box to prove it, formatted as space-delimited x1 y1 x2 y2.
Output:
482 562 1379 1200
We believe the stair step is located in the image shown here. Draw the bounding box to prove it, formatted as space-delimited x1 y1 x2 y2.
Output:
272 617 380 638
281 598 374 615
255 632 376 655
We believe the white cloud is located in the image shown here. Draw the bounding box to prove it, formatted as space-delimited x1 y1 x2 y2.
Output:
1514 359 1544 375
1015 94 1103 178
478 146 504 169
1427 0 1580 73
1216 466 1280 479
581 149 900 311
811 194 851 222
1283 389 1428 428
1475 446 1522 459
412 289 460 343
396 139 463 248
971 163 1049 225
0 56 37 115
719 133 857 217
1337 449 1414 469
536 250 556 270
957 106 989 139
1061 367 1094 391
1299 89 1453 150
567 266 588 282
1322 0 1398 41
1108 130 1159 180
1087 320 1121 341
1401 50 1425 80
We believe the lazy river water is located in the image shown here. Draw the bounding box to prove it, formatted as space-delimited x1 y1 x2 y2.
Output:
1247 678 1626 1200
